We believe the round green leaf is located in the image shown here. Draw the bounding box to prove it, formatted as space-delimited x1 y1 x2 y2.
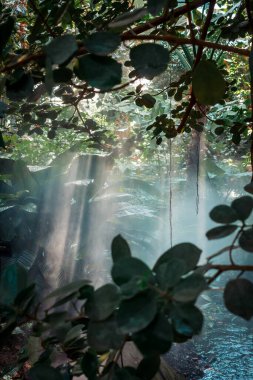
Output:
209 205 238 224
132 314 173 355
171 304 203 337
130 43 169 79
87 316 124 353
224 279 253 320
84 32 121 56
117 290 157 333
192 60 226 105
86 284 120 321
45 35 78 65
111 257 153 286
206 225 237 240
155 258 186 289
172 274 207 302
231 196 253 221
75 55 122 90
153 243 201 274
239 228 253 252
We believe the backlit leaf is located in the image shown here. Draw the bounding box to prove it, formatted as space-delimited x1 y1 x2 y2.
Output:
209 205 238 224
192 60 226 105
111 234 131 263
130 43 169 79
75 55 122 90
111 257 153 286
153 243 201 274
239 228 253 252
87 316 124 353
45 35 78 65
132 314 173 355
224 279 253 320
155 258 186 289
231 196 253 221
117 290 157 333
172 274 207 302
171 304 203 337
86 284 120 321
84 32 121 56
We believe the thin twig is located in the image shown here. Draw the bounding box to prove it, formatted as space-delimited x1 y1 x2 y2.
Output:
207 245 239 261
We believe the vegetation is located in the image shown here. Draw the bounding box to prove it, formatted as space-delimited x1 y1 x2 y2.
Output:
1 0 253 378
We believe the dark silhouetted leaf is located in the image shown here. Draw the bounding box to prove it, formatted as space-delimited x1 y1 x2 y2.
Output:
224 279 253 320
244 182 253 194
172 274 207 302
28 365 64 380
239 228 253 252
111 234 131 263
0 16 15 54
137 355 160 380
86 284 120 321
153 243 201 274
155 258 186 289
81 350 98 380
6 71 34 101
171 304 203 337
192 60 226 105
45 35 78 64
206 225 237 240
130 43 169 79
75 55 122 90
140 94 156 108
85 32 121 55
0 101 7 118
147 0 169 15
117 290 157 333
214 127 224 135
209 205 238 224
53 67 73 83
132 314 173 355
231 196 253 221
87 316 124 353
111 257 153 286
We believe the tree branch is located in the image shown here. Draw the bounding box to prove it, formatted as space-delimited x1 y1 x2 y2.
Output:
122 0 211 38
121 35 250 57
